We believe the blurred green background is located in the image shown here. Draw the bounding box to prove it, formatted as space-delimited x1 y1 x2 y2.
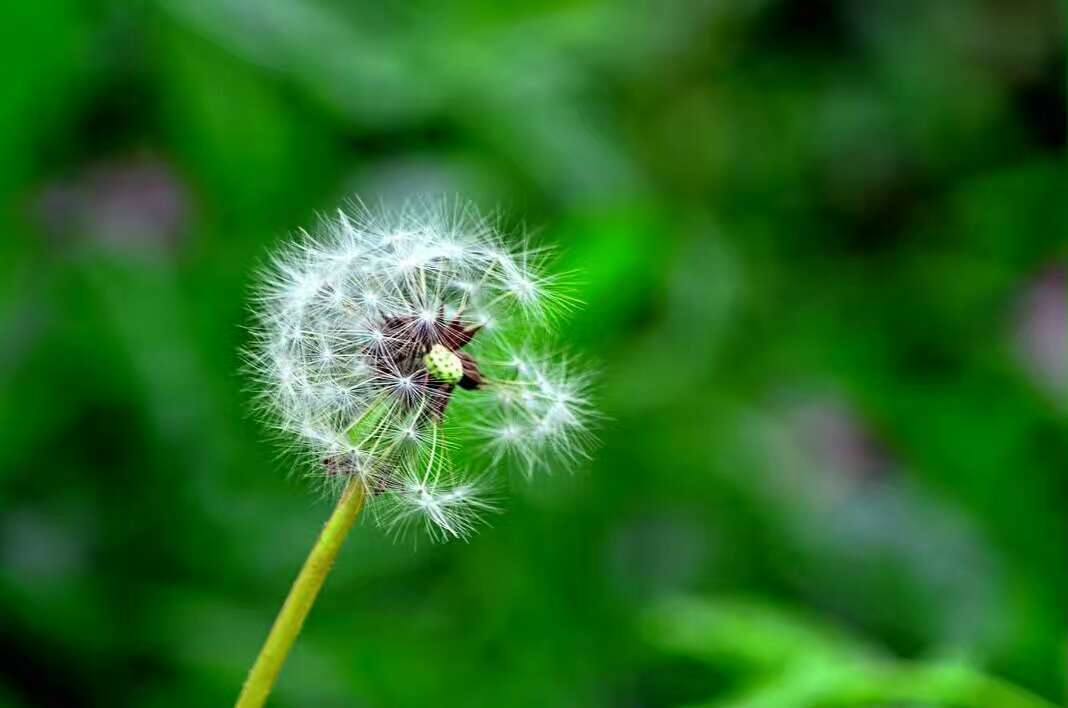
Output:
1 1 1065 706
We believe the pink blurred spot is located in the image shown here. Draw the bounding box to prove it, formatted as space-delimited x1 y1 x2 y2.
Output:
1013 266 1066 397
33 155 190 256
790 397 892 484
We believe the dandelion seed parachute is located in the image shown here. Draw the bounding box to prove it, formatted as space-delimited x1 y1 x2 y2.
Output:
248 197 596 540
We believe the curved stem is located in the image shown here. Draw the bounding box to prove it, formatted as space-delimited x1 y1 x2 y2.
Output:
235 476 367 708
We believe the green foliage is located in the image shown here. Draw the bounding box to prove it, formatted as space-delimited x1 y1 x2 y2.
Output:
0 0 1064 706
644 596 1057 708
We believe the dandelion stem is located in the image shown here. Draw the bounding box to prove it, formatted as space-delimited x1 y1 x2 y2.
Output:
235 476 367 708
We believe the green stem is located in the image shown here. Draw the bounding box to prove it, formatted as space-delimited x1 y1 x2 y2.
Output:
235 476 367 708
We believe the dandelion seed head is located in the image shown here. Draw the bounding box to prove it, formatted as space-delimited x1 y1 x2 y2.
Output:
248 196 596 541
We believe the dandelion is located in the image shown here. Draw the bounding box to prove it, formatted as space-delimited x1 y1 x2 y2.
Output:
236 197 596 707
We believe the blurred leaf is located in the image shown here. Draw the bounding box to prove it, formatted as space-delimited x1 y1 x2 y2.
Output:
644 596 1057 708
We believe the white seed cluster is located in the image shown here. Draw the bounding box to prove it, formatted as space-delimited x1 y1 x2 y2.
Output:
247 197 597 541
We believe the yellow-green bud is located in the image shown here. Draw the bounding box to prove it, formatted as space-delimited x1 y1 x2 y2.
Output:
423 344 464 385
